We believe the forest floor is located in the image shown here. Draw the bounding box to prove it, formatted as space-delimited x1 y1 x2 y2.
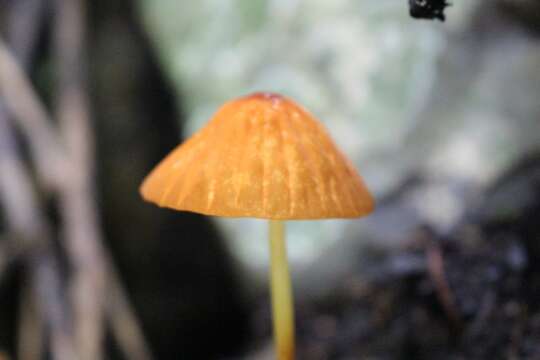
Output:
253 154 540 360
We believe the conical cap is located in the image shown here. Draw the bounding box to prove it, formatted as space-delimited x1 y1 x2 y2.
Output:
140 93 374 219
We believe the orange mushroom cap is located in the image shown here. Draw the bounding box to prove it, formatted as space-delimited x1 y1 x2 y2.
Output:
140 92 374 220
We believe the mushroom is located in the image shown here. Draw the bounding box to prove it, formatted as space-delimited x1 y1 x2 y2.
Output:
140 92 374 359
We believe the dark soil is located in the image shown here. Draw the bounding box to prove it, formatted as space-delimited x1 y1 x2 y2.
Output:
270 155 540 360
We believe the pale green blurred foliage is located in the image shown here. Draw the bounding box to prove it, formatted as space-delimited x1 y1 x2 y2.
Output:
139 0 441 158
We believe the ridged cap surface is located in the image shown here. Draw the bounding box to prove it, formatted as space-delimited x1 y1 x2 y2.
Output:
140 92 374 219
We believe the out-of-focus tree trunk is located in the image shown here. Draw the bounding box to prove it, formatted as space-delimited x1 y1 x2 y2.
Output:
89 0 250 358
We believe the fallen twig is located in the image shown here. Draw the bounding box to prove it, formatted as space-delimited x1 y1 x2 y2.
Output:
426 244 462 330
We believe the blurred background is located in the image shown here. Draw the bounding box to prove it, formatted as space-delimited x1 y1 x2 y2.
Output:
0 0 539 359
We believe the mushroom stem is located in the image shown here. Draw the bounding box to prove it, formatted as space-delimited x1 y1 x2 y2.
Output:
269 220 295 360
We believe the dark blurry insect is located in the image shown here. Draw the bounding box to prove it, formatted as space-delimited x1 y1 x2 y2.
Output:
409 0 450 21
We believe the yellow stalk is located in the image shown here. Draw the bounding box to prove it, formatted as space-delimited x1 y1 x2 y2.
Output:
269 220 295 360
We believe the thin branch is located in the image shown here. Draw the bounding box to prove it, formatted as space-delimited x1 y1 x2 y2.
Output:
0 106 77 360
18 282 43 360
2 5 74 357
53 0 105 358
106 255 155 360
0 240 12 285
0 41 66 191
0 104 46 248
426 244 462 330
5 0 47 68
